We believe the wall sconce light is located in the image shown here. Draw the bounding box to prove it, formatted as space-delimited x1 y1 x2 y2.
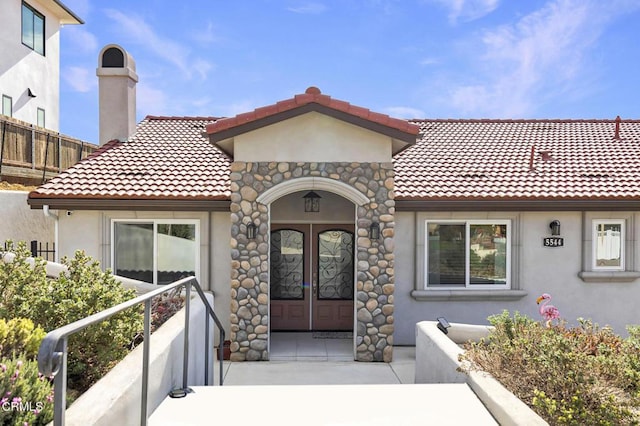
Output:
549 220 561 236
369 222 380 240
247 223 257 239
27 88 36 98
303 191 321 212
437 317 451 335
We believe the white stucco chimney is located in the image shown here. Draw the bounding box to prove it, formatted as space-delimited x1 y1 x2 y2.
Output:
96 44 138 145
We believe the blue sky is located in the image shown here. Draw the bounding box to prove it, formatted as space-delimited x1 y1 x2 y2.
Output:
59 0 640 144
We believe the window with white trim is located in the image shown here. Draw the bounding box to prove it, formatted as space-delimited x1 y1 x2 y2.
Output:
37 108 45 128
593 219 624 271
112 220 199 285
2 95 12 117
22 2 45 55
425 220 510 289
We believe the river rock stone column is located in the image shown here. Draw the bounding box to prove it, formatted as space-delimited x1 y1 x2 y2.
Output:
229 161 394 362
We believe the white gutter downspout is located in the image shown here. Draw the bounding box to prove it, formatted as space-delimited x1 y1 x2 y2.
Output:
43 205 59 262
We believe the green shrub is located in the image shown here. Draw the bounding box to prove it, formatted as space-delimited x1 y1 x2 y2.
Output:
462 311 640 425
0 357 54 426
0 243 143 394
0 318 46 360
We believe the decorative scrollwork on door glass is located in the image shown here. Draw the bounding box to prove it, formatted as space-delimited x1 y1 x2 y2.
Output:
318 230 354 300
270 230 304 300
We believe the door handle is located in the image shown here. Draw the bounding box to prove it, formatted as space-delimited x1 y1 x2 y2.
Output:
313 272 317 296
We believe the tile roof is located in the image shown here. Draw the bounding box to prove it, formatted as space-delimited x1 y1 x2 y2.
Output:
206 86 420 139
394 118 640 201
29 116 230 201
28 113 640 206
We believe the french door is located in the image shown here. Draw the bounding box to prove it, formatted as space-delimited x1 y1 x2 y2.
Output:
270 224 354 331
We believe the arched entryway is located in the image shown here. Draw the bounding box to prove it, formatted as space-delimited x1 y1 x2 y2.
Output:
269 191 356 336
229 164 395 362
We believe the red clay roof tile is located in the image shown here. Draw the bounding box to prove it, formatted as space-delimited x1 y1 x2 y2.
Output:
29 116 230 201
206 87 420 137
28 112 640 204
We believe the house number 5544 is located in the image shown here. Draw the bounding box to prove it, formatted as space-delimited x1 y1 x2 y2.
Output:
543 237 564 247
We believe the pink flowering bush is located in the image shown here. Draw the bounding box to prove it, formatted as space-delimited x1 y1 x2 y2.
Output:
0 358 54 426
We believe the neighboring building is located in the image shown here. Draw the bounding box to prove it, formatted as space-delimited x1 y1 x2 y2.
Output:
27 45 640 362
0 2 94 186
0 0 82 130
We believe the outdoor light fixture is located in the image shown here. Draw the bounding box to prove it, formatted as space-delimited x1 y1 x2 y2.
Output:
247 223 257 239
303 191 321 212
27 88 36 98
369 222 380 240
437 317 451 335
549 220 561 236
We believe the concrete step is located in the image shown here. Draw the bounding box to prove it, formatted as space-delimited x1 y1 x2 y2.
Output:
149 383 497 425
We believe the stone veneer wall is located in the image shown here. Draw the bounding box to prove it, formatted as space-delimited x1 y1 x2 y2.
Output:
229 162 395 362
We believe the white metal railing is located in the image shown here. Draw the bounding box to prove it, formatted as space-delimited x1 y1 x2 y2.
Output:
37 276 225 425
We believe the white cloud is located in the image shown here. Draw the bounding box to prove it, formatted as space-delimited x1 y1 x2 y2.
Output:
137 84 169 116
384 106 426 118
419 57 440 66
103 9 214 80
440 0 637 117
287 2 327 14
63 66 95 93
63 26 98 55
190 21 220 45
429 0 500 24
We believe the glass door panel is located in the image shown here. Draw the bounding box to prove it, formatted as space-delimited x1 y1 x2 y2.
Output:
317 230 354 300
270 229 305 299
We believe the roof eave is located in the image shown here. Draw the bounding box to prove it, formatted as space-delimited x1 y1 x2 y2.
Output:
395 198 640 211
208 103 418 149
27 197 231 212
48 0 84 24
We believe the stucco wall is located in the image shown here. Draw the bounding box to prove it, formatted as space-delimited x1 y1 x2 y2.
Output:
56 209 231 337
0 0 61 130
56 205 640 347
233 112 393 163
0 190 54 247
394 210 640 345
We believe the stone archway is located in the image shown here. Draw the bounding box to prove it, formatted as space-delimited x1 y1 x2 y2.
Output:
229 162 395 362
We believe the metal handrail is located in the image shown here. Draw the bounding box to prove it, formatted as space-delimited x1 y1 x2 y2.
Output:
37 276 225 426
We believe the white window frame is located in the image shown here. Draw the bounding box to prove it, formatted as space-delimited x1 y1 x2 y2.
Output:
424 219 511 290
592 219 625 271
2 95 12 117
37 107 45 128
111 219 200 285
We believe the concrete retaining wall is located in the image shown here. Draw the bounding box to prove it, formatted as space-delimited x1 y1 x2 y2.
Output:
63 293 216 426
415 321 548 426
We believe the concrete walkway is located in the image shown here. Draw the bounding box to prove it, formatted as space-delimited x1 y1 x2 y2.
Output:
222 346 416 385
149 342 498 425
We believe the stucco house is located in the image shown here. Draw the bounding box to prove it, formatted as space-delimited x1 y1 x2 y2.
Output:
0 0 83 130
27 45 640 362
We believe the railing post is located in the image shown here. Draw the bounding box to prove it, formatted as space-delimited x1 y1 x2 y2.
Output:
30 240 38 258
183 281 191 389
141 299 152 425
219 330 224 386
205 313 210 386
53 338 68 426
